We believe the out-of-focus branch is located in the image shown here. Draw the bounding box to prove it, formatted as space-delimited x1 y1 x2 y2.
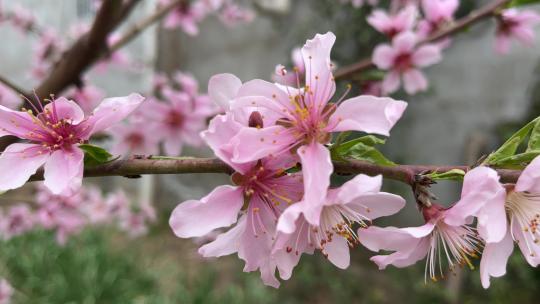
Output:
0 74 26 98
109 0 183 53
334 0 511 80
33 0 125 100
28 157 521 185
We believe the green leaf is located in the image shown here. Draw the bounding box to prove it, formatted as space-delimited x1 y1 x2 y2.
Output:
509 0 540 7
527 118 540 151
490 150 540 169
427 169 466 181
485 118 538 164
332 135 386 155
79 144 114 166
346 143 396 166
331 135 395 166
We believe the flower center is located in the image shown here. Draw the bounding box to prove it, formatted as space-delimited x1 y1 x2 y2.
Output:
125 133 145 149
394 53 413 72
425 221 481 282
165 110 184 128
506 191 540 255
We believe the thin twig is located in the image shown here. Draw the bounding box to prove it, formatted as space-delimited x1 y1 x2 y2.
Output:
334 0 511 80
27 157 521 185
0 74 27 97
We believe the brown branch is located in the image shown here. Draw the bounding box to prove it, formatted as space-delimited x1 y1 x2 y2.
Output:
334 0 511 80
33 0 125 100
109 0 183 54
0 75 27 98
28 157 521 184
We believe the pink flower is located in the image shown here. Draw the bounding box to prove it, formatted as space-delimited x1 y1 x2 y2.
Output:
107 119 160 156
456 157 540 288
170 156 303 287
162 0 208 36
272 48 305 87
139 89 208 156
274 174 405 274
373 31 442 94
367 5 418 38
218 1 254 27
0 204 34 240
221 32 406 222
118 201 156 238
417 0 459 38
0 279 13 304
0 94 144 194
171 95 304 287
359 167 502 282
495 9 540 54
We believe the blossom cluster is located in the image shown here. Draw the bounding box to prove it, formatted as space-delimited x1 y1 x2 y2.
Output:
169 31 409 287
107 71 219 156
168 29 540 289
0 184 156 245
363 0 540 95
0 279 12 304
160 0 254 36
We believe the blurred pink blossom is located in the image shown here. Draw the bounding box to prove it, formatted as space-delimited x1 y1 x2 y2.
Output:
368 5 417 38
495 9 540 54
0 279 12 304
0 204 34 240
373 31 442 94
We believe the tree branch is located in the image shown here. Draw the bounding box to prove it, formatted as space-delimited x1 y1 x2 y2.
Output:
28 157 521 184
0 74 27 98
334 0 511 80
33 0 125 100
109 0 183 54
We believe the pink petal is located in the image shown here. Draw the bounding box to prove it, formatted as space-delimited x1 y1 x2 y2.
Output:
412 45 442 67
367 10 392 33
336 174 383 202
393 31 417 53
480 232 514 289
44 97 85 124
512 26 535 46
198 216 245 257
382 70 401 94
201 113 253 174
372 44 397 70
0 105 40 139
0 143 48 192
359 224 433 252
370 237 430 269
297 143 333 223
403 69 428 94
495 34 511 55
169 185 243 238
43 148 84 195
237 79 295 113
276 202 305 234
301 32 337 106
324 236 351 269
208 73 242 110
347 192 406 220
86 93 145 135
444 166 507 243
230 126 294 163
330 95 407 136
512 215 540 267
515 155 540 193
